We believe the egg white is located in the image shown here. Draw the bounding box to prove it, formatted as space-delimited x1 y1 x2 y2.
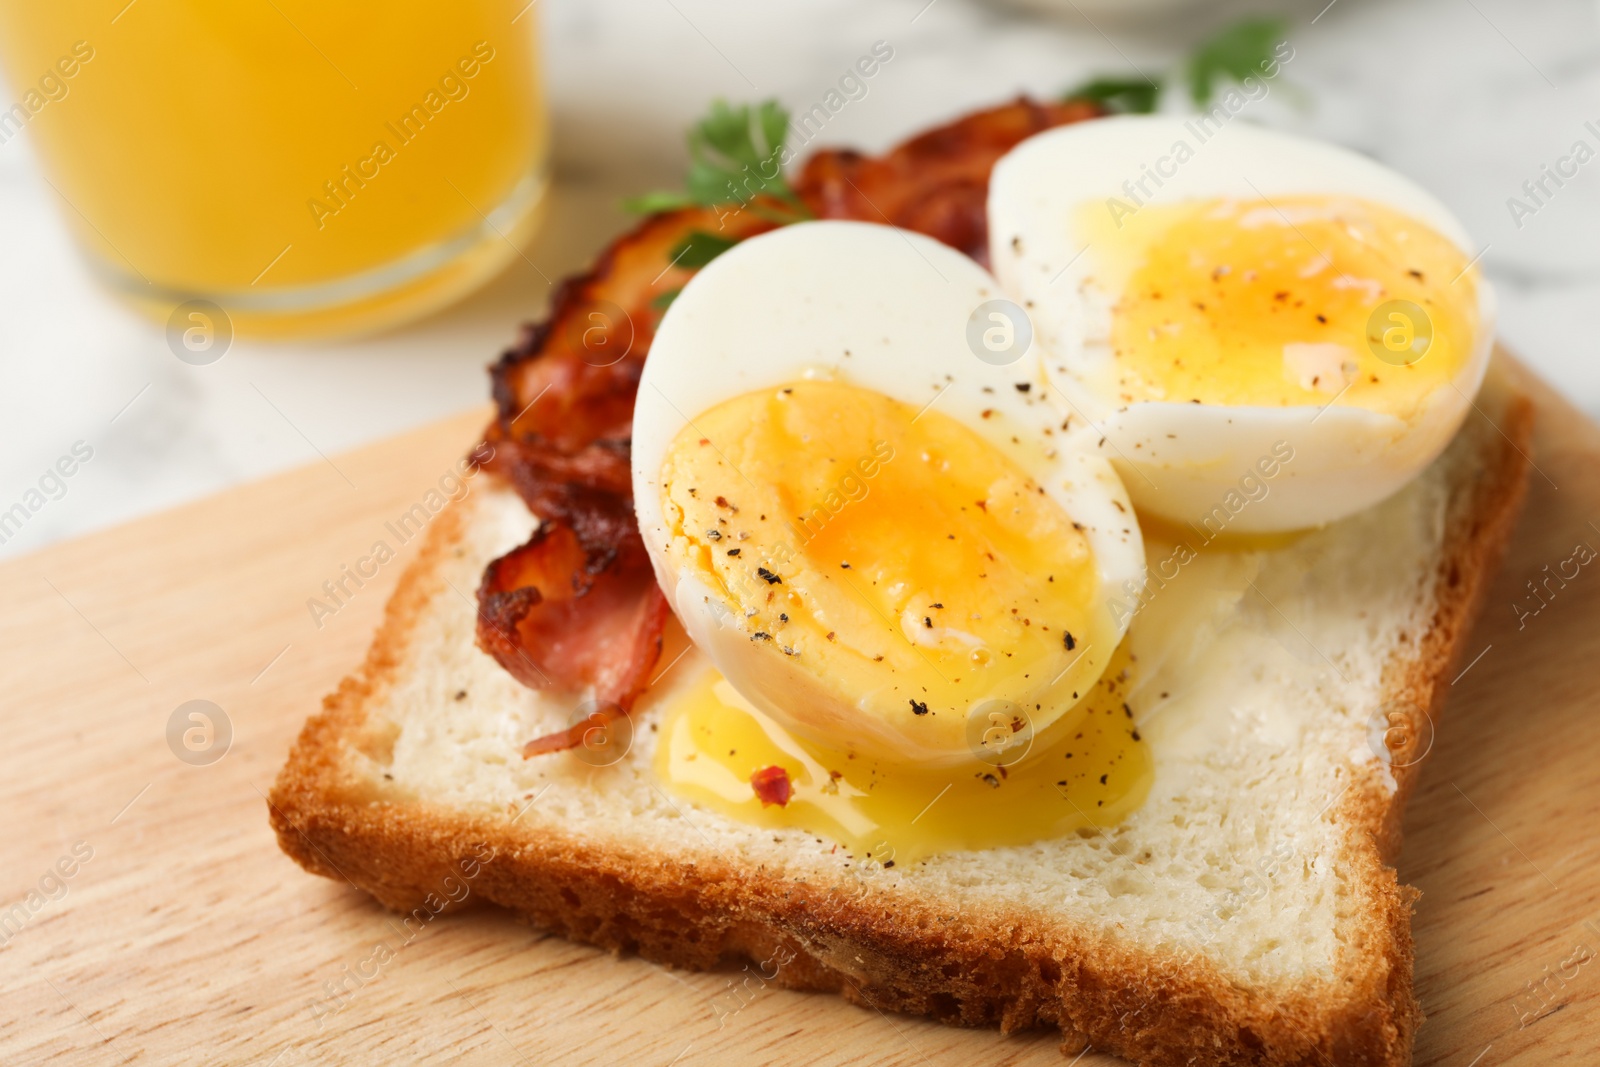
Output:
988 115 1496 533
632 220 1145 763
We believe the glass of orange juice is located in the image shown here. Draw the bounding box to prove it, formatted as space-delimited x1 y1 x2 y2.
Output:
0 0 548 338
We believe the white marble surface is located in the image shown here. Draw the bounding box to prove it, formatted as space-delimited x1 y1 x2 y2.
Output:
2 0 1598 559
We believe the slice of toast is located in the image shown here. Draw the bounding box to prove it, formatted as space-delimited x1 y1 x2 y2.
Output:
269 359 1532 1066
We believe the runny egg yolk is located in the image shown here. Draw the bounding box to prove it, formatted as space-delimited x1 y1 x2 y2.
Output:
1080 197 1481 417
657 378 1113 763
653 645 1152 865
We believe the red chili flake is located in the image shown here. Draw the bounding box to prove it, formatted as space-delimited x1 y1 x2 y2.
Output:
750 765 792 807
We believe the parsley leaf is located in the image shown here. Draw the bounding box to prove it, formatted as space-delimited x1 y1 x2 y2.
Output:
1186 17 1288 106
626 99 809 220
1062 15 1295 113
625 190 697 214
650 288 681 312
1062 75 1162 115
669 231 741 269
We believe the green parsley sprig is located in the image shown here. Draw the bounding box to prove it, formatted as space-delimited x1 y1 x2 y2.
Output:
1060 75 1163 116
628 99 815 279
626 99 811 222
1063 16 1293 115
651 231 743 301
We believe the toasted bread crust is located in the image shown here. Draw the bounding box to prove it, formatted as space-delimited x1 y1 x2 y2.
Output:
1376 388 1537 859
270 374 1534 1067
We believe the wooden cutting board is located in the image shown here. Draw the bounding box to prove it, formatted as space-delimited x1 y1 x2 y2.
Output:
2 360 1597 1067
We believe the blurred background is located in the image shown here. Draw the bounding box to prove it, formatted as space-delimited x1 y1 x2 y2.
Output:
1 0 1596 560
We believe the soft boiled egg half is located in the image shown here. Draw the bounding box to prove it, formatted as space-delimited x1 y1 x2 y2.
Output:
989 116 1495 533
632 221 1145 770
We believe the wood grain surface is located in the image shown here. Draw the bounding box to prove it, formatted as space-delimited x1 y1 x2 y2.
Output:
2 362 1598 1067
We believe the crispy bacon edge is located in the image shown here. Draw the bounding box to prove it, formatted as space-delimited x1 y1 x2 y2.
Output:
475 97 1104 756
474 205 783 752
794 96 1102 266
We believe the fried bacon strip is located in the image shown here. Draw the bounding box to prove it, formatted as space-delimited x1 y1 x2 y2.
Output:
478 522 670 756
476 97 1101 755
474 207 782 744
794 96 1102 266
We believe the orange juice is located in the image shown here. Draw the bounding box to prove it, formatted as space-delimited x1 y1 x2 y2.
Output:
0 0 549 336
